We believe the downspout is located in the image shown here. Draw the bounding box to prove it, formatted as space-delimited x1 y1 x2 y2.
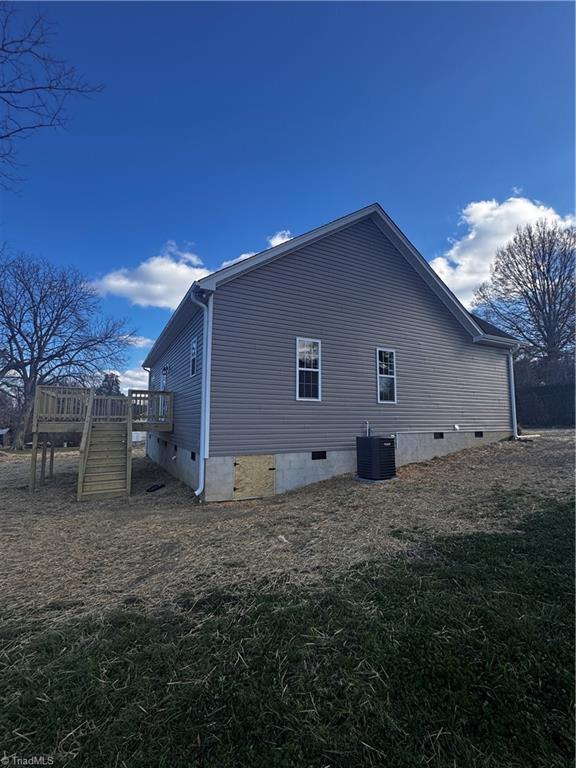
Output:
507 350 519 439
189 287 214 497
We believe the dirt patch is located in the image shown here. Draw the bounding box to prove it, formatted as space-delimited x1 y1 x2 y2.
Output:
0 432 573 625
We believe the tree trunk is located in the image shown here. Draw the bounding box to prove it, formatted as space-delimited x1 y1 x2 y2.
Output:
11 386 35 450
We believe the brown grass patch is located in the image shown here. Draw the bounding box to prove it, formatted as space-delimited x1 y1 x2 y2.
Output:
0 431 573 626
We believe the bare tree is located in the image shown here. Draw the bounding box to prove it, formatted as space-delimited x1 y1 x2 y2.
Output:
0 250 132 448
472 219 575 361
0 2 99 187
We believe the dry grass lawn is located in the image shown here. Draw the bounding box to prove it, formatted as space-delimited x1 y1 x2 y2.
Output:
0 431 572 625
0 431 573 768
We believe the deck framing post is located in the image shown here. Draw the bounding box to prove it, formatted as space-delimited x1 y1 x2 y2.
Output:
29 433 39 492
49 442 55 478
126 392 133 496
40 440 47 484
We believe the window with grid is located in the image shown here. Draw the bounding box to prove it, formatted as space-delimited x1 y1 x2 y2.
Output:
296 338 321 400
377 348 396 403
190 337 198 377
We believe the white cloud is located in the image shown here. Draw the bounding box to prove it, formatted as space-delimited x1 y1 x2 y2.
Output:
221 251 256 269
115 367 149 393
95 228 294 311
430 196 574 307
267 229 292 247
124 335 154 348
219 229 293 269
94 241 211 310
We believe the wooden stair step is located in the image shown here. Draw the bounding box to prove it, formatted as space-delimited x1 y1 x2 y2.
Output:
86 455 126 462
84 470 126 481
88 449 125 456
79 488 128 500
83 478 128 491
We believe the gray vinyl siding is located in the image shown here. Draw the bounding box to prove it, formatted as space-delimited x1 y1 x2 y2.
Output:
208 218 512 456
148 308 203 451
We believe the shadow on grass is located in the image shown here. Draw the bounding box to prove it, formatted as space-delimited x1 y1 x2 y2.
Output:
1 495 573 768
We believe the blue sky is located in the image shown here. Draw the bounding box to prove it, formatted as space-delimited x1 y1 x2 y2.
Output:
2 1 574 387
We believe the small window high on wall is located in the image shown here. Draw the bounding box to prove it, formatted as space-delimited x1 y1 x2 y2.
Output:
296 337 321 400
376 348 397 403
190 337 198 377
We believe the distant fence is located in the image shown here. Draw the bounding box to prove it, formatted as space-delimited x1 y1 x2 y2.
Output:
516 383 575 428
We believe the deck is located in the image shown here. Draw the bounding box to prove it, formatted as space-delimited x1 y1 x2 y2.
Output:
30 386 174 497
33 386 174 433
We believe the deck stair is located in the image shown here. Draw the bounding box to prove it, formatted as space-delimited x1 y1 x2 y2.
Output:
78 421 131 500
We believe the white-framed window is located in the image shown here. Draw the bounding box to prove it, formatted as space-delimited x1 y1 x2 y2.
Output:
160 366 168 391
376 348 397 403
190 337 198 377
296 337 321 401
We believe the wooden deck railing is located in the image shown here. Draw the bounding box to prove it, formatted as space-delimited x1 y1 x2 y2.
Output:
33 386 174 432
129 389 174 429
34 386 92 429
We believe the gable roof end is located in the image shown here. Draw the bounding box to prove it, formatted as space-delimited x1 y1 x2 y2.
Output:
144 203 517 367
198 203 516 347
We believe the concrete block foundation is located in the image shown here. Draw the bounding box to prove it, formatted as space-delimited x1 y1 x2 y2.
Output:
199 429 512 502
146 434 200 489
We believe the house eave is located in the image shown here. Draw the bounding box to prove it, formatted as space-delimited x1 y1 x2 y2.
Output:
142 284 206 368
472 334 518 349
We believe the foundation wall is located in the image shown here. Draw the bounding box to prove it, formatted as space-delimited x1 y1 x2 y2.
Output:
201 430 512 502
146 434 200 489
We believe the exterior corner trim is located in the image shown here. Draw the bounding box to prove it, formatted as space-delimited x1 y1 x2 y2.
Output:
189 289 214 496
507 351 519 439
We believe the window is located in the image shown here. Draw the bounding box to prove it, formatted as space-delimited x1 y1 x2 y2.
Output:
190 337 198 377
434 432 444 440
296 337 321 400
311 451 327 460
474 431 484 438
376 348 397 403
161 365 168 391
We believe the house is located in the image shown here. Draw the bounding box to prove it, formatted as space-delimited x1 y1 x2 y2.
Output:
0 427 11 448
143 203 518 502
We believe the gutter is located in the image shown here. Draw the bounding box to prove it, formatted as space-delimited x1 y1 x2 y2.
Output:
189 286 214 497
472 334 517 348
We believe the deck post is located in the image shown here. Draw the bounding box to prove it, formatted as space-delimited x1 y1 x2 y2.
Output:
49 442 55 478
40 440 47 484
29 433 39 492
126 392 133 496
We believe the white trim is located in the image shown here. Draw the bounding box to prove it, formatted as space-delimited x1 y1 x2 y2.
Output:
473 334 517 348
376 347 397 404
507 351 519 439
296 337 322 401
204 294 214 457
189 291 214 497
189 336 198 377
